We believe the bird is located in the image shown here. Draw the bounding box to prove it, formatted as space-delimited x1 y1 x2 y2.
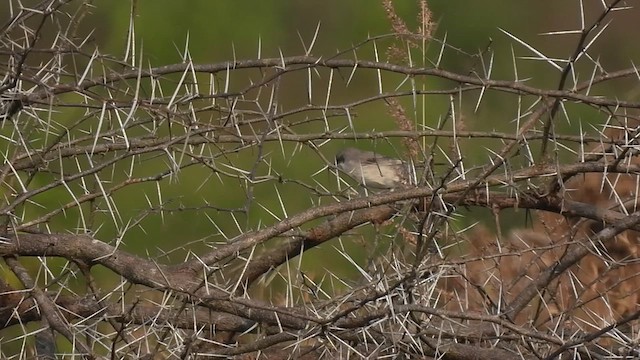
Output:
335 147 421 189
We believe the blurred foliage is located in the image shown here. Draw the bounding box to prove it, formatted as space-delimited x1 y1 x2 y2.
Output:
2 0 638 261
3 0 640 298
2 1 640 356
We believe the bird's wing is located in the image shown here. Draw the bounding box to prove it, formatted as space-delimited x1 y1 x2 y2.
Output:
362 154 403 166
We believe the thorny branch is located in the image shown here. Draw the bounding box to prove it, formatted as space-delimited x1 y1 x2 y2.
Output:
1 1 639 359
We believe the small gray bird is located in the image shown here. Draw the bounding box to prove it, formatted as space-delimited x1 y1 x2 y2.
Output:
335 147 420 189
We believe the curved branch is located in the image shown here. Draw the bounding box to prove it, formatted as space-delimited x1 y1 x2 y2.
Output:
17 57 640 110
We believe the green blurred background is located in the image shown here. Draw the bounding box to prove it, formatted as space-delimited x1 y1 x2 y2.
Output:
2 0 640 355
3 0 639 268
3 0 640 294
4 0 640 270
95 1 638 245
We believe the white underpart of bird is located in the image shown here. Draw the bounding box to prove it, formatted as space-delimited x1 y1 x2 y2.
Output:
335 147 419 189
